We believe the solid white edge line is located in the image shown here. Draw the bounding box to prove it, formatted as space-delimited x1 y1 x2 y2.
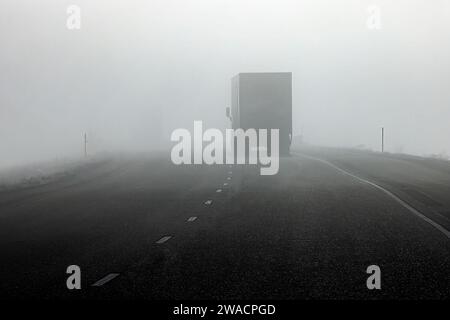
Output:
293 152 450 239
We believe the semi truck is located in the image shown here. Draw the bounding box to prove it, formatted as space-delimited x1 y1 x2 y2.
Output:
226 72 292 155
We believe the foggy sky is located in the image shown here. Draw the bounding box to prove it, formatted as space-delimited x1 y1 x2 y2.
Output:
1 0 450 168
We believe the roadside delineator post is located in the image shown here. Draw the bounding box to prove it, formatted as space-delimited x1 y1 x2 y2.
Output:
84 133 87 158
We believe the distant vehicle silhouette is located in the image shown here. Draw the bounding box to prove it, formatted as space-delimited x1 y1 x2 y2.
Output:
226 72 292 155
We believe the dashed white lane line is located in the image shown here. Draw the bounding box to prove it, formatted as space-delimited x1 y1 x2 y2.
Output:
216 189 222 193
227 177 231 180
156 236 172 244
294 152 450 239
91 273 120 287
228 171 233 174
204 200 213 205
187 216 197 222
223 183 228 186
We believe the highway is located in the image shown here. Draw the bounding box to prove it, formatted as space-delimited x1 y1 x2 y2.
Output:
0 146 449 299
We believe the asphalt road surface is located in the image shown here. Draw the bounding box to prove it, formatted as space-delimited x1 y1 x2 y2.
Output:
0 146 449 300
